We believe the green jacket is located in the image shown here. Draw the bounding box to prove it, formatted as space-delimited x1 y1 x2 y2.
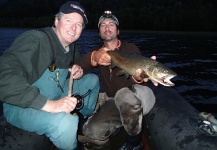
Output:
0 27 81 109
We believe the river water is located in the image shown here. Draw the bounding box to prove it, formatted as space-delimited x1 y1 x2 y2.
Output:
0 28 217 113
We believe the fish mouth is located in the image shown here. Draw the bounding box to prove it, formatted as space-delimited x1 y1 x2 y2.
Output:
150 74 176 86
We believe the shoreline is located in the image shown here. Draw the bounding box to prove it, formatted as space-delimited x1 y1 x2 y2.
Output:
121 30 217 37
1 27 217 37
86 28 217 37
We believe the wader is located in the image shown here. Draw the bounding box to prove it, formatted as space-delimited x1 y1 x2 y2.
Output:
3 68 99 150
83 84 155 141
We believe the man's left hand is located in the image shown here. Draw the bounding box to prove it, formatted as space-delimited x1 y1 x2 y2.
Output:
133 56 158 86
69 64 83 79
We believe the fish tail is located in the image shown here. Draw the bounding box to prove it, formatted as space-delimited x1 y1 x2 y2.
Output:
109 66 112 81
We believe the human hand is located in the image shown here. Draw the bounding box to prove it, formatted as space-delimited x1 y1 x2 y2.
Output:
93 47 111 66
151 55 156 60
69 64 83 79
133 56 158 86
133 68 147 83
41 96 77 113
150 55 158 86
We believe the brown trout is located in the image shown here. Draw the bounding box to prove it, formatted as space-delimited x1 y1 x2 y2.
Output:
107 51 177 86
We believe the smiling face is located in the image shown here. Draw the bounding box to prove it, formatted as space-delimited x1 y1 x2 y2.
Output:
99 18 119 42
54 13 83 48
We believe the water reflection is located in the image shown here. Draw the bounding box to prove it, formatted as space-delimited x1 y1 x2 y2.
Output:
78 30 217 106
0 28 217 107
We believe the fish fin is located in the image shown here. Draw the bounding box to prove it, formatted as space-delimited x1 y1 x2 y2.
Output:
124 73 130 78
116 70 130 78
110 61 116 69
140 70 149 78
116 70 126 76
109 65 113 81
110 73 112 81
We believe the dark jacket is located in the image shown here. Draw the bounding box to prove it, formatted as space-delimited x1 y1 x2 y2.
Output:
79 41 147 97
0 27 81 109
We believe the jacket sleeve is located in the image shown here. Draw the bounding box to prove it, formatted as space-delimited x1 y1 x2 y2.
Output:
78 51 93 74
71 44 81 65
0 31 50 109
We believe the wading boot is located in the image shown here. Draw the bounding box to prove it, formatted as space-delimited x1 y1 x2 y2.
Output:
78 135 110 149
118 141 144 150
118 131 144 150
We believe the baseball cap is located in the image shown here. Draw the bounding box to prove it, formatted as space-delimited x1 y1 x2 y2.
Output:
98 10 119 28
59 1 88 24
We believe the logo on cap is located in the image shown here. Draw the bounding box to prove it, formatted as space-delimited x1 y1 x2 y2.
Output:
70 4 84 13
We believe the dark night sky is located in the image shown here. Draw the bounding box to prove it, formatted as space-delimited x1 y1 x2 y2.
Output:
0 0 217 32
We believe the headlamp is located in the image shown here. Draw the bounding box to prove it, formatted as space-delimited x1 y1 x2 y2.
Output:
98 10 119 28
103 10 113 18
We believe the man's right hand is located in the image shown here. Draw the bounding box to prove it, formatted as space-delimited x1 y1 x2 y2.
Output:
93 47 111 66
41 96 77 113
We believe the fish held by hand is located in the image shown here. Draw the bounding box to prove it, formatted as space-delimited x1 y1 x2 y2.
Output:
107 50 177 86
